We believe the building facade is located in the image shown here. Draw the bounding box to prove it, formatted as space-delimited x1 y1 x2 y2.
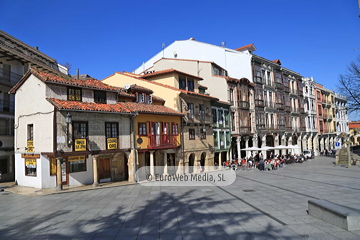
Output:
0 30 68 182
103 70 217 173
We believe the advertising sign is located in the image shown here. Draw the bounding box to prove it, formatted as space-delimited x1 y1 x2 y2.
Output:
68 156 86 162
27 140 34 152
74 139 87 151
107 138 118 149
25 159 36 168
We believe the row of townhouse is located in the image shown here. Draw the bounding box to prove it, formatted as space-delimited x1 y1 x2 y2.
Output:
134 38 350 157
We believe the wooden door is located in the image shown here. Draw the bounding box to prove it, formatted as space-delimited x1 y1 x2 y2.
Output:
123 156 129 181
98 158 111 180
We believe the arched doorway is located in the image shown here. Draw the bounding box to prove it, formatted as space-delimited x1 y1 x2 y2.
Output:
188 153 195 173
200 152 206 172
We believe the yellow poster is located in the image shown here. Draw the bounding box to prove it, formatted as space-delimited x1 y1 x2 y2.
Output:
107 138 118 149
74 139 87 151
68 156 86 161
27 140 34 152
50 158 56 175
25 159 36 168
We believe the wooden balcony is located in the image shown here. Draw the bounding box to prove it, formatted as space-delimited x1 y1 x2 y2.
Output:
148 134 178 149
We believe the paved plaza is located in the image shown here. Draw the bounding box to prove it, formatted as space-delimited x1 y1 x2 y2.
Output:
1 156 360 240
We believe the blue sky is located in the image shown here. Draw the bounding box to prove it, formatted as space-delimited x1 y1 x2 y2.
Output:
2 0 360 117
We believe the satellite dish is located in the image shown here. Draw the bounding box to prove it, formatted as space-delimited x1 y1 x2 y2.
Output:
124 83 130 90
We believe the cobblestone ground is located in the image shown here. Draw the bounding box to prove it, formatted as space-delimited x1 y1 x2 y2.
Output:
1 156 360 240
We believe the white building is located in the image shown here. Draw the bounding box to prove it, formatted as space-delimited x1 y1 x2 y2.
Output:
334 92 349 135
303 77 318 151
134 38 253 82
10 69 136 189
0 30 68 182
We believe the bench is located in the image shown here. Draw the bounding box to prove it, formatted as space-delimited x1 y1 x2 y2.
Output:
308 199 360 231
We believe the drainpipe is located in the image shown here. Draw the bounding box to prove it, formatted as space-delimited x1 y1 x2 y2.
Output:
131 112 139 181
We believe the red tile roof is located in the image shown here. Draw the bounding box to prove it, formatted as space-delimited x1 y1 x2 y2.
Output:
10 69 118 94
47 98 132 113
47 98 174 115
130 84 153 93
349 122 360 129
120 102 183 116
272 59 282 65
141 68 203 80
235 43 256 52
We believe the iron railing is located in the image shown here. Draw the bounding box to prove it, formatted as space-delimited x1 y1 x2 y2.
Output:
148 134 178 148
0 100 15 113
0 68 22 86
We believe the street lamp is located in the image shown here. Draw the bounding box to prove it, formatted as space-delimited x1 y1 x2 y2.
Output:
66 112 72 147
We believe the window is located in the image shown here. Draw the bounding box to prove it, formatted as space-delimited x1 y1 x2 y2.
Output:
213 131 218 149
68 156 86 173
179 77 186 90
136 93 144 103
0 156 9 174
0 118 8 135
212 108 217 125
138 123 147 136
73 122 87 151
145 94 152 104
50 158 56 176
25 158 37 176
188 103 194 118
200 128 206 139
317 91 320 100
28 124 33 140
68 87 82 101
199 104 205 120
106 123 118 149
94 91 106 103
172 123 178 135
188 79 194 92
224 110 229 127
189 129 195 140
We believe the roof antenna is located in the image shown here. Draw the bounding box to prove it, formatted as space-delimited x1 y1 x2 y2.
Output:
162 43 166 58
221 42 226 48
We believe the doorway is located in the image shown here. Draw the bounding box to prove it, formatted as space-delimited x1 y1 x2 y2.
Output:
98 158 111 180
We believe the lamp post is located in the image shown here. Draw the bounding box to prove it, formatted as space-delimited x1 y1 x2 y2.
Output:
66 112 72 147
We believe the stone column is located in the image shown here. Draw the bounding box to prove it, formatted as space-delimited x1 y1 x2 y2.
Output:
288 135 293 155
56 158 62 191
126 151 135 183
236 136 241 161
92 155 99 187
244 136 249 158
163 151 168 175
261 135 267 159
150 151 155 177
274 135 280 156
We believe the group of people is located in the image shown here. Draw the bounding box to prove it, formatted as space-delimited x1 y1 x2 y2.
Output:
221 152 310 171
320 149 336 156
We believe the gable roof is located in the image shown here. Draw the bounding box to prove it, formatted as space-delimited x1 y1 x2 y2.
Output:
9 69 118 94
104 72 219 101
141 68 203 80
272 59 282 65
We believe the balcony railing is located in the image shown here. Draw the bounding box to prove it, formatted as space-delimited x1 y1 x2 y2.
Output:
0 68 22 86
253 77 264 84
239 127 251 134
0 100 15 113
265 101 275 109
284 105 291 112
237 101 250 108
255 99 264 107
148 134 178 149
290 89 299 95
285 127 292 132
291 107 299 113
276 102 284 109
275 82 283 89
278 125 285 131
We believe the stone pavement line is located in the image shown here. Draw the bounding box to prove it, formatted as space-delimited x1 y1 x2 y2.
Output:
218 186 287 226
261 170 360 191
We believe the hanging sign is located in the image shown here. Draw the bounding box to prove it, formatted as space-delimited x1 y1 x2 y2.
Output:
107 138 118 149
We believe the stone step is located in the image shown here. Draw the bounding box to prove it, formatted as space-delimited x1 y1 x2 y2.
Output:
308 199 360 231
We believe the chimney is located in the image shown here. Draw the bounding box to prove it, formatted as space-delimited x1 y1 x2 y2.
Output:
34 47 39 50
76 69 79 79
